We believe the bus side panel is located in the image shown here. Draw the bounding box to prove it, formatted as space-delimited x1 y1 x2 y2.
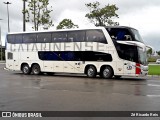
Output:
5 51 14 70
123 61 136 76
13 52 20 71
20 51 43 71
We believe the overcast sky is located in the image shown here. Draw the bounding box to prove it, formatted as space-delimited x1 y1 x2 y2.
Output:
0 0 160 50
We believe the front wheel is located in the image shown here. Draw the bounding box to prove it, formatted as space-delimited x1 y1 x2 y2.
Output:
86 66 97 78
32 64 41 75
100 66 113 79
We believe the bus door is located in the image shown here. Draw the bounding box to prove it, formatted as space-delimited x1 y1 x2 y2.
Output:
13 52 19 70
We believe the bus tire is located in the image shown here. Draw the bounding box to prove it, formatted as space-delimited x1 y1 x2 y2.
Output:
32 64 41 75
100 66 113 79
22 64 31 75
86 66 97 78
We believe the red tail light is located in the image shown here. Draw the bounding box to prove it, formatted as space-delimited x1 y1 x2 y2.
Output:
136 63 141 74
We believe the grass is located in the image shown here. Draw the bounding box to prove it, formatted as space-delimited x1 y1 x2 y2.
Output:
149 65 160 75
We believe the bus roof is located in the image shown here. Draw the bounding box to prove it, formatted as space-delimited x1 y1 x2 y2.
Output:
105 26 137 31
7 27 105 35
7 26 137 35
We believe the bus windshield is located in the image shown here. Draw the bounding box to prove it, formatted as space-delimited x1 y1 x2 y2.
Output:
115 43 147 65
106 27 144 43
131 29 144 43
138 47 148 65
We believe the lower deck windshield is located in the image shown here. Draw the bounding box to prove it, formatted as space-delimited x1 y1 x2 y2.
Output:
115 43 147 65
115 43 138 63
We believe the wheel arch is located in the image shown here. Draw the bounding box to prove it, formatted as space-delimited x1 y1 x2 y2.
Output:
21 63 29 71
100 65 114 76
31 63 40 68
84 64 97 74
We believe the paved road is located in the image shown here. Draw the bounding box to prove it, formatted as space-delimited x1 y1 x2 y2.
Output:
0 64 160 120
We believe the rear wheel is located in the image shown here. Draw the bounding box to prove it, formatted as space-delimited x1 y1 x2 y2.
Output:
32 64 41 75
22 64 31 75
100 66 113 79
86 66 97 78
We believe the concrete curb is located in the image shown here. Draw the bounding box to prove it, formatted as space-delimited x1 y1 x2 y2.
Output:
147 75 160 77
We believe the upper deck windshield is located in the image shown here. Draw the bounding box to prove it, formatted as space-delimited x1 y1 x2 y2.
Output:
106 27 144 43
131 28 144 43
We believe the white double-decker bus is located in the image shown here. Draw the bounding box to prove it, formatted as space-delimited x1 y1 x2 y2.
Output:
5 26 148 78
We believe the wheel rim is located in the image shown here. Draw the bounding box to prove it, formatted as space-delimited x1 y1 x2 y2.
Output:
88 68 94 76
103 68 110 77
33 66 39 74
23 66 29 73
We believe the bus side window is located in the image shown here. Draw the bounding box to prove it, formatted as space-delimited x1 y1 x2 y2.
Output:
86 30 107 44
23 34 37 43
52 32 67 42
15 34 23 44
7 35 15 44
68 31 85 42
8 52 13 59
37 33 51 43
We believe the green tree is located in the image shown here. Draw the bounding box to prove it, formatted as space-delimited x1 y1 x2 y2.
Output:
147 48 152 57
85 1 119 26
57 19 79 29
24 0 53 31
157 51 160 56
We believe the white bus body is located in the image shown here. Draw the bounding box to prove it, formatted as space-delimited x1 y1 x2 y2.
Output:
5 26 148 78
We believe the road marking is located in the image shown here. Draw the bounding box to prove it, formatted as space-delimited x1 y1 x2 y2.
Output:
147 95 160 97
147 84 160 87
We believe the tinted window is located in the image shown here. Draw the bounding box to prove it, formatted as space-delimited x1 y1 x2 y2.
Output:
68 31 85 42
86 30 107 44
38 51 60 61
37 33 51 43
83 51 112 61
8 52 13 59
23 34 37 43
60 52 75 61
115 43 138 62
106 28 132 40
38 51 112 61
52 32 67 42
15 34 23 44
7 35 15 43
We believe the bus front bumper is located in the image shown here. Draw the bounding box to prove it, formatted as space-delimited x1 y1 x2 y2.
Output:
139 65 148 76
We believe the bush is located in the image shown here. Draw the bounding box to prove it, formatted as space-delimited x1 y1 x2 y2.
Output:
148 57 156 62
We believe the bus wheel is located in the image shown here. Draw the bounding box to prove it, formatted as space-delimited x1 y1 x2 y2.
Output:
32 64 41 75
22 64 31 75
86 66 97 78
101 66 113 79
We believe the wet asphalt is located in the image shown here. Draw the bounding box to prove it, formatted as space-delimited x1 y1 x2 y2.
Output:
0 63 160 120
